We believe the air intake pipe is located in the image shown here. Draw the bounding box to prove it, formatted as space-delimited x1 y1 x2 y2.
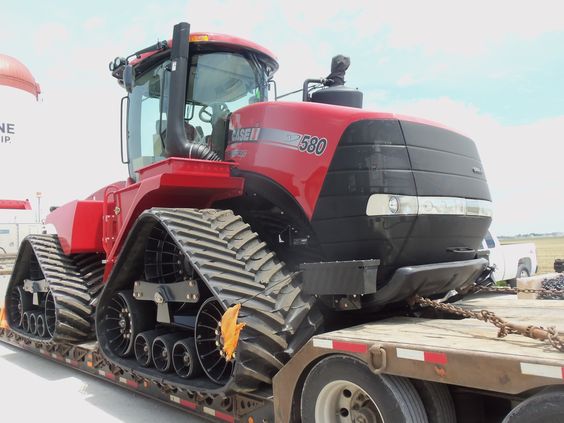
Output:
165 22 220 161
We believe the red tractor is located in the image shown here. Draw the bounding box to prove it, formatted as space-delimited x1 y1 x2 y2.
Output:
5 22 491 394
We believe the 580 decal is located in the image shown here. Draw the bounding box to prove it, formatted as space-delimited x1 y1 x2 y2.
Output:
298 135 327 156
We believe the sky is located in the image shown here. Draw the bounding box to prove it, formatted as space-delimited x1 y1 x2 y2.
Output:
0 0 563 235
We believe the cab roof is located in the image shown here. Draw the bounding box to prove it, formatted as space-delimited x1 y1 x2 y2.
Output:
130 32 278 71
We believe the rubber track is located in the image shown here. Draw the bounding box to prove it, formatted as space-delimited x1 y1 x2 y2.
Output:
148 208 323 391
7 235 104 342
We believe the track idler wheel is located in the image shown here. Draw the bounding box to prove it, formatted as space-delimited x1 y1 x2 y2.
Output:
195 298 233 384
103 291 154 357
29 311 39 335
22 311 31 333
8 286 32 328
152 333 185 372
134 329 167 368
35 313 47 338
172 337 203 379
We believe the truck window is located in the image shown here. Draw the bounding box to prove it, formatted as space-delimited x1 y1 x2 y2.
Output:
485 231 495 248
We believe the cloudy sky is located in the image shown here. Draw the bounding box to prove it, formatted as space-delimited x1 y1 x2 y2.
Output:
0 0 563 235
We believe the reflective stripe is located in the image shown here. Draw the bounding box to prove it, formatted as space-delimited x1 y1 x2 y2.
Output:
396 347 448 364
313 338 368 353
366 194 493 218
521 363 564 380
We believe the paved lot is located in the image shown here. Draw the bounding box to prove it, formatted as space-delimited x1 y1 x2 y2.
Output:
0 342 205 422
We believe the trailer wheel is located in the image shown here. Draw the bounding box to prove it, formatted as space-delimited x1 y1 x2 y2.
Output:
301 355 428 423
502 388 564 423
412 380 456 423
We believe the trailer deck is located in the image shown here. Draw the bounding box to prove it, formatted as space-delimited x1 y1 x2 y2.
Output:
2 289 564 422
274 292 564 422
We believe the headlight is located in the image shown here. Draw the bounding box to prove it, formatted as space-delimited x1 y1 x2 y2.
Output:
366 194 493 218
388 196 399 214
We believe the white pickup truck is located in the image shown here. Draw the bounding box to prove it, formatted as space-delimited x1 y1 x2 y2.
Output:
482 230 537 285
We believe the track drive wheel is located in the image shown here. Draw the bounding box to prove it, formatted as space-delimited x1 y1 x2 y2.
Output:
301 356 428 423
102 291 154 357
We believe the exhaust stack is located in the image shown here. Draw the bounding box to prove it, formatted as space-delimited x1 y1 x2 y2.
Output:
164 22 219 160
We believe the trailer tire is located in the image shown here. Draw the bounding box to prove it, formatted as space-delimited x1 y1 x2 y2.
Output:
502 388 564 423
301 355 428 423
412 380 456 423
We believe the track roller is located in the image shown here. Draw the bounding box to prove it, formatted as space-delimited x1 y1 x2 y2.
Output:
22 311 31 333
134 329 167 367
152 333 185 373
172 337 202 379
29 312 37 334
35 313 47 338
29 311 42 336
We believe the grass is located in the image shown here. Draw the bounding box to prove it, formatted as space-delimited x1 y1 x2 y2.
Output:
501 236 564 274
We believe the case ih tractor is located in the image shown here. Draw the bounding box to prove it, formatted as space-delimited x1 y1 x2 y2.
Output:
5 22 492 394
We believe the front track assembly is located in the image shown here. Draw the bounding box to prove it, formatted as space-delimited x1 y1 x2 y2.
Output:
96 208 323 393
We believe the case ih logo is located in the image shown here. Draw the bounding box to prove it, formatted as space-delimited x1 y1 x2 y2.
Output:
231 127 260 142
0 122 15 144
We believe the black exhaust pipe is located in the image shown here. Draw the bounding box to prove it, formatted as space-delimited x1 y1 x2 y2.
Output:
165 22 220 161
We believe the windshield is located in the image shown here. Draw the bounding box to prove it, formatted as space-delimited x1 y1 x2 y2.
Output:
127 51 267 179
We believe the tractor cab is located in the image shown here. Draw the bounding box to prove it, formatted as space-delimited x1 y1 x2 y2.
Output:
112 29 278 180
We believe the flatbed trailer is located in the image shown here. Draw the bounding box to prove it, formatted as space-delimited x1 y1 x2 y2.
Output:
2 289 564 422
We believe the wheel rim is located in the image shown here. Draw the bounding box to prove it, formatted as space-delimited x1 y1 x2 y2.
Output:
29 312 37 335
134 333 152 367
22 312 30 333
152 338 172 372
173 339 195 378
144 225 185 284
520 269 529 278
36 314 46 337
315 380 384 423
8 286 27 327
105 292 134 357
45 290 56 337
195 298 233 384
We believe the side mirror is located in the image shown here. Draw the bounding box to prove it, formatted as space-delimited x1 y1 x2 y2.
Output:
123 65 135 93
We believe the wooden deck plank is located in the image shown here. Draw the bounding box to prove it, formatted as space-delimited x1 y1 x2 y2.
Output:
324 293 564 363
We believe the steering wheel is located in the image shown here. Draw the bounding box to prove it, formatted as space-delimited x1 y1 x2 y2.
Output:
198 103 229 123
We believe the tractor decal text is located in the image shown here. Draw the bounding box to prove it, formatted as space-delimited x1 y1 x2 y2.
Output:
298 134 327 156
231 127 261 142
228 127 327 156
